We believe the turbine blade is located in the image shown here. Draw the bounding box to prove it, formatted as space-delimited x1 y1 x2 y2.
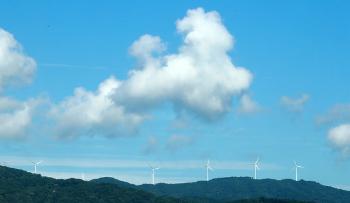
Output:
255 157 259 163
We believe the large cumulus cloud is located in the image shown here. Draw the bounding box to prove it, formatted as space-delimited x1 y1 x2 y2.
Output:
0 97 40 139
49 77 145 139
0 28 36 90
115 8 252 119
0 28 37 138
50 8 253 138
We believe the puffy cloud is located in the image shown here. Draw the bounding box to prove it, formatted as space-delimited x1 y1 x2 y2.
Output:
237 94 260 114
0 28 38 139
50 8 253 138
49 77 146 139
129 34 165 64
0 28 36 90
0 97 38 138
166 135 194 152
114 7 252 119
328 124 350 154
316 104 350 125
280 94 310 112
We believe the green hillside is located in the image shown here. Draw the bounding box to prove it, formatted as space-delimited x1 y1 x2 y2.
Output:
92 177 350 203
0 166 183 203
0 165 345 203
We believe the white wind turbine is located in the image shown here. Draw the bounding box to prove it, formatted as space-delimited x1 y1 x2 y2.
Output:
81 173 85 181
294 161 304 181
206 159 213 181
32 161 42 174
150 166 160 185
253 157 260 180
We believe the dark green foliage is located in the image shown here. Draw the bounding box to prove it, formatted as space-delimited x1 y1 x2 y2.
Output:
92 177 138 189
228 197 312 203
92 176 350 203
1 165 347 203
0 166 186 203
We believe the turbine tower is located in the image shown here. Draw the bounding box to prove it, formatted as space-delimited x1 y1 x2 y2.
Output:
150 166 160 185
32 161 42 174
254 158 260 179
206 159 213 181
294 161 304 181
81 173 85 181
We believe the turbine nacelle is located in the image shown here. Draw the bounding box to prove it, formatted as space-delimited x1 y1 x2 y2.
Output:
31 160 43 174
294 161 304 169
294 161 304 181
206 160 213 171
149 165 160 185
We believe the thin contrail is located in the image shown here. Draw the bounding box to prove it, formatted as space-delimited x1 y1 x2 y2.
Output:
40 63 112 70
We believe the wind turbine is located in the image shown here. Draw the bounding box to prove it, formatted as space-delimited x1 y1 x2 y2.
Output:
150 166 160 185
206 159 213 181
32 161 42 174
294 161 304 181
254 157 260 180
81 173 85 181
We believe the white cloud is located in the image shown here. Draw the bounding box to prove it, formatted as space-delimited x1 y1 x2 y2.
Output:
316 104 350 125
166 135 194 152
0 28 36 90
49 8 253 138
49 76 146 139
280 94 310 112
328 124 350 154
237 94 260 114
114 7 252 119
0 97 38 138
50 8 252 137
0 28 38 139
129 34 166 65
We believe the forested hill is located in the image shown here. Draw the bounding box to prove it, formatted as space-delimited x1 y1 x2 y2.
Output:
0 166 181 202
92 176 350 203
0 165 347 203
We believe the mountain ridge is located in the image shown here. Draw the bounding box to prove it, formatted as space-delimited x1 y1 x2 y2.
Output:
0 166 184 202
0 165 346 203
91 176 350 203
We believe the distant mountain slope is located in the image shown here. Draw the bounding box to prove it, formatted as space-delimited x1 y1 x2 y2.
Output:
2 164 344 203
92 177 350 203
0 166 184 203
92 177 138 189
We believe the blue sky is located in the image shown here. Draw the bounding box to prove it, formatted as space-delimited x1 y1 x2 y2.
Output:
0 0 350 189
